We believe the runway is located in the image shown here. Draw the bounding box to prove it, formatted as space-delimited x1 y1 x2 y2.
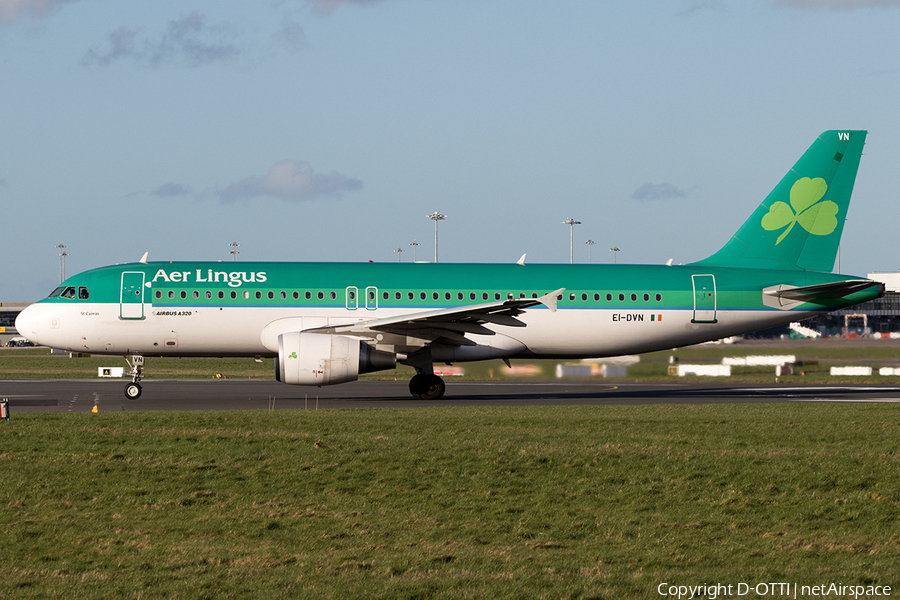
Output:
4 378 900 412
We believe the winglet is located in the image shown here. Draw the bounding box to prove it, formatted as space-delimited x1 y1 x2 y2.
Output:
517 253 526 266
538 288 564 313
139 252 149 264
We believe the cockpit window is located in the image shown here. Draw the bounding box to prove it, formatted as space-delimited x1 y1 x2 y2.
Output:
78 287 89 300
60 286 77 299
48 287 64 299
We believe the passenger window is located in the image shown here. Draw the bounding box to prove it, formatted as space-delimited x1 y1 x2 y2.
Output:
78 287 90 300
218 291 224 299
168 291 175 299
495 293 501 300
317 292 324 300
293 292 299 300
433 292 439 300
407 292 413 300
569 293 575 301
155 291 161 299
532 293 538 299
483 292 488 300
458 292 464 301
331 291 337 300
306 291 312 300
470 292 476 300
445 292 451 300
631 293 637 301
231 291 237 299
181 291 187 299
206 291 212 299
420 292 426 300
594 293 600 301
268 291 274 300
643 293 649 301
395 292 401 300
656 294 662 302
606 293 612 301
281 291 287 299
243 291 250 299
581 293 587 301
256 291 262 300
618 293 625 301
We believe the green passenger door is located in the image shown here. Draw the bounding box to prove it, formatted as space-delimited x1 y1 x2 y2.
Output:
120 272 146 320
691 274 717 323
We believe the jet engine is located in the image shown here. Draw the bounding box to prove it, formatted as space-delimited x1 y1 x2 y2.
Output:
275 332 395 386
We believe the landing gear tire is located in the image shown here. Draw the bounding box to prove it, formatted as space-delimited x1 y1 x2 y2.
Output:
124 382 142 400
409 373 446 400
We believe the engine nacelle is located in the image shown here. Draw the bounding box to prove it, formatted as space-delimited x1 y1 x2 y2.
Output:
275 332 395 386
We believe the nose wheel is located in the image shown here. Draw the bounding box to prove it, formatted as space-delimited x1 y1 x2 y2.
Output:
124 382 142 399
124 355 144 400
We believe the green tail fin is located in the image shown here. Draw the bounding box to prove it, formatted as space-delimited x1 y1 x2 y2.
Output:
692 130 867 272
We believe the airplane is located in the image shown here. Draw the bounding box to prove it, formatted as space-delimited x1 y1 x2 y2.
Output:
15 130 883 400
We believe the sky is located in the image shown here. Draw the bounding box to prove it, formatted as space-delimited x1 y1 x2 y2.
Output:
3 0 900 300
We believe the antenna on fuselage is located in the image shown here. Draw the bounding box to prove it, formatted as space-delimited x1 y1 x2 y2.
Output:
139 252 149 264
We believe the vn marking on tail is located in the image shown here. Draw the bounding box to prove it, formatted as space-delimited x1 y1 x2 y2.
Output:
839 132 850 141
761 177 838 244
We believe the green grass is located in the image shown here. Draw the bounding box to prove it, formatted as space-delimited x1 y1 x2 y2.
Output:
1 404 898 598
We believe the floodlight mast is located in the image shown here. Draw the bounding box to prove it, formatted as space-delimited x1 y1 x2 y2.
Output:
56 243 68 283
585 239 596 263
427 212 446 263
562 218 581 264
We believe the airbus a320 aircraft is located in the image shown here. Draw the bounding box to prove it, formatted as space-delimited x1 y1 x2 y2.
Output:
16 131 883 400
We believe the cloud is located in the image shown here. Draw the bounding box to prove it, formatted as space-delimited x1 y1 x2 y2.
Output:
631 183 690 201
82 12 239 67
775 0 900 7
305 0 393 16
279 18 309 50
220 159 362 203
676 1 729 17
152 182 192 197
0 0 75 24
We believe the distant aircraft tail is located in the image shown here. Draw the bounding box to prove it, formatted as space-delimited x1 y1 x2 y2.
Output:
692 130 867 272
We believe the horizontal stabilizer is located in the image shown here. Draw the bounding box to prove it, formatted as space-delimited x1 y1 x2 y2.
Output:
762 279 883 310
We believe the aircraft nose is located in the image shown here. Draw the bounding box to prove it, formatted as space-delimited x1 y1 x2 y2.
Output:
14 304 46 345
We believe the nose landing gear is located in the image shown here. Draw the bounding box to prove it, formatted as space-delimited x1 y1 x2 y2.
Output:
124 355 144 399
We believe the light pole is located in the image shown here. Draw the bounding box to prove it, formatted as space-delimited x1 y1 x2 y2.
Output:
56 243 68 283
427 212 446 263
610 246 620 264
585 239 596 263
394 247 404 262
562 218 581 264
409 240 419 262
229 241 240 261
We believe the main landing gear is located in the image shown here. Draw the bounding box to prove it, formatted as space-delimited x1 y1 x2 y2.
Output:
408 373 446 400
124 355 144 400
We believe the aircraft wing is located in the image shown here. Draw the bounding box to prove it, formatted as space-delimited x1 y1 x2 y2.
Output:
307 288 564 347
762 280 883 310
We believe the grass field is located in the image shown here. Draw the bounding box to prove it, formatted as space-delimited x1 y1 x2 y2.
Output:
1 404 898 598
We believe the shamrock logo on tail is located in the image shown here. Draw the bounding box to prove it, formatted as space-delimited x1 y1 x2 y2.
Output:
761 177 838 244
